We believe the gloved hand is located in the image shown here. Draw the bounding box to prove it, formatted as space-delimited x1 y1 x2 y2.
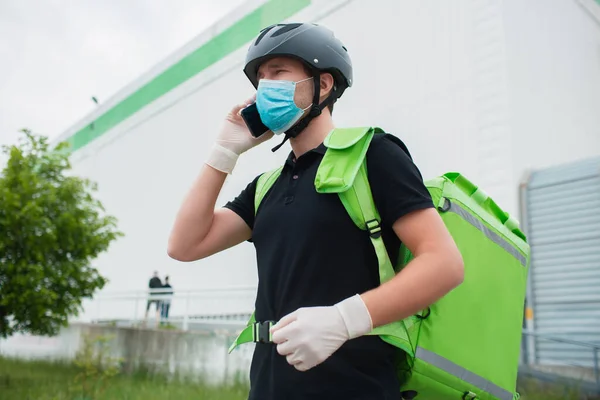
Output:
270 294 373 372
206 95 274 174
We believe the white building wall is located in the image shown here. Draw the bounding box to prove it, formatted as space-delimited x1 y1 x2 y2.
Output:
54 0 600 321
503 0 600 191
312 0 524 215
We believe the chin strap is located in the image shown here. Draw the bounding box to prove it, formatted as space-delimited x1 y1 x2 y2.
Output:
271 74 337 153
270 137 288 153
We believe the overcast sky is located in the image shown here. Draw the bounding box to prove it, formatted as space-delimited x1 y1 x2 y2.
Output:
0 0 245 163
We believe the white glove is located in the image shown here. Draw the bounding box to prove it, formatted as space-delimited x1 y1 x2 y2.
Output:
270 294 373 372
206 96 274 174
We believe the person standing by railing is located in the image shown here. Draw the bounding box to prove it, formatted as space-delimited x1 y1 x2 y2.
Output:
160 276 173 325
144 271 162 324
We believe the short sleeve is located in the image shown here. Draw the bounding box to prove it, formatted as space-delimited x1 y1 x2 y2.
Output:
223 175 260 230
366 134 434 228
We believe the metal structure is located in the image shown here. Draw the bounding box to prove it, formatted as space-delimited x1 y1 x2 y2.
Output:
520 157 600 370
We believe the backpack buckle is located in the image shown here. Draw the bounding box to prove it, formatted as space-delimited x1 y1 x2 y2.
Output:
253 321 274 343
365 219 382 239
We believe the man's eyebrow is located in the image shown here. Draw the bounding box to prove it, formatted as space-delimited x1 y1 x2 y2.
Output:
258 62 288 77
266 62 287 69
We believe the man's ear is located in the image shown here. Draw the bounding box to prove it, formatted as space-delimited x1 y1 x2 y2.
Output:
319 73 335 103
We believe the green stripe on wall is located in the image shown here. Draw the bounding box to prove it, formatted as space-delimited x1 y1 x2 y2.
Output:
66 0 310 152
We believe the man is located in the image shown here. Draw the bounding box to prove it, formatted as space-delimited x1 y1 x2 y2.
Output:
145 271 162 322
168 23 464 400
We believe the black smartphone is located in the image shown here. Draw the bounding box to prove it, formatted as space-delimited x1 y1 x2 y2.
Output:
240 102 270 138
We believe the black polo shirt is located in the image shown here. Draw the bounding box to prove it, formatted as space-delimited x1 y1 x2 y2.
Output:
224 132 434 400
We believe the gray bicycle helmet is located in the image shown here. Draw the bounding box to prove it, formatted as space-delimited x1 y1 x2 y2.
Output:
243 22 353 148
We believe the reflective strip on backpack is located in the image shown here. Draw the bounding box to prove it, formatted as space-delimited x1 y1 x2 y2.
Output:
446 201 527 267
416 347 513 400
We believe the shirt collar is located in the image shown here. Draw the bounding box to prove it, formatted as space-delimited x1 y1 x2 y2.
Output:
285 142 327 165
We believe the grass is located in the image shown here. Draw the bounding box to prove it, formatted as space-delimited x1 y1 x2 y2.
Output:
0 356 250 400
517 377 597 400
1 356 598 400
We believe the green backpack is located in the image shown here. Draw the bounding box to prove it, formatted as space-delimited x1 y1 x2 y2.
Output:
229 127 530 400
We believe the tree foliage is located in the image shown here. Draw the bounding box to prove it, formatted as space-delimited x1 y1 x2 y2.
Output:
0 129 123 338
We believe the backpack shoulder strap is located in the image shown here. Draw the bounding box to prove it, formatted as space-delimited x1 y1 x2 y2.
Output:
315 126 380 194
228 166 282 354
345 161 396 283
315 127 419 353
315 126 396 284
254 166 283 214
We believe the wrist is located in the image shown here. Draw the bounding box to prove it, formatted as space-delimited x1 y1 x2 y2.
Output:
205 144 239 174
335 294 373 339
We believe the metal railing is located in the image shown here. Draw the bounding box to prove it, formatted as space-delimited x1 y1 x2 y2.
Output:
520 329 600 393
77 286 257 331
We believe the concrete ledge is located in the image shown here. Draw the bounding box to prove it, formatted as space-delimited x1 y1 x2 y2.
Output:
0 322 255 385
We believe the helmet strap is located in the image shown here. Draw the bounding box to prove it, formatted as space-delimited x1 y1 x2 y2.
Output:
271 73 336 152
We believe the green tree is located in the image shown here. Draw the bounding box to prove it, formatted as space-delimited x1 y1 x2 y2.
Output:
0 129 123 338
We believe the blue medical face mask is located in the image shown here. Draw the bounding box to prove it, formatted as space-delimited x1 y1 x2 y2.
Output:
255 77 313 135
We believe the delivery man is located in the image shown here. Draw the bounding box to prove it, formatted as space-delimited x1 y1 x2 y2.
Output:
168 22 464 400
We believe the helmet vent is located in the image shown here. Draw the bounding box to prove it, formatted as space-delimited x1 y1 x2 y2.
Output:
271 23 302 38
254 25 276 46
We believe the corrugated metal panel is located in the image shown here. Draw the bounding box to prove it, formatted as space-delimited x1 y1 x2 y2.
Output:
525 157 600 368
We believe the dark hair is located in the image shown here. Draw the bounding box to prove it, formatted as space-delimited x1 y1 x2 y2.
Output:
300 64 334 114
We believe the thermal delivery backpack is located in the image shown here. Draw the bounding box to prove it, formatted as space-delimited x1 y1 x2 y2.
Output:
229 127 530 400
